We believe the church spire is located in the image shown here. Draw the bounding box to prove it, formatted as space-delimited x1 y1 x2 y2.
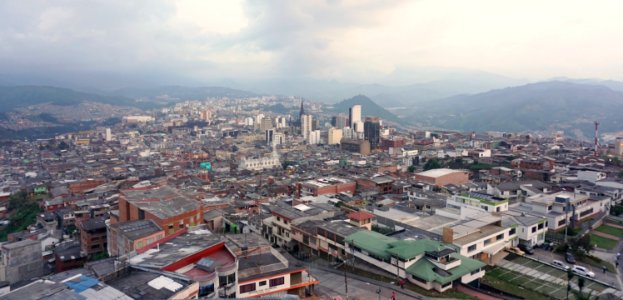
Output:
299 99 305 118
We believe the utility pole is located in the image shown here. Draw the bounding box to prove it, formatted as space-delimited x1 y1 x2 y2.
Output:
344 270 348 300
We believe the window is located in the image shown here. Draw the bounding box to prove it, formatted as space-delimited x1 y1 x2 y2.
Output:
269 277 284 287
199 283 214 297
558 219 566 226
509 228 516 235
411 274 427 284
467 244 477 253
239 283 256 293
259 281 266 286
496 234 504 241
531 226 536 233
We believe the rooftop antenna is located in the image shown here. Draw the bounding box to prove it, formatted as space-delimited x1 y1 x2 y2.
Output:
594 121 600 157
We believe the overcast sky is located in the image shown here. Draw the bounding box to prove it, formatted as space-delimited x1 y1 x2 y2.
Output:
2 0 623 87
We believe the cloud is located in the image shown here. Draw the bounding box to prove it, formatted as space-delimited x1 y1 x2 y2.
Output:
1 0 623 88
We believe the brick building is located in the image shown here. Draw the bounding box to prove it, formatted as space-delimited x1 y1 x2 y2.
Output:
77 218 107 257
117 185 203 236
107 219 165 257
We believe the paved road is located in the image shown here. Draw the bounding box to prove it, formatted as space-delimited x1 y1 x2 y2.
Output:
312 268 411 300
530 248 620 287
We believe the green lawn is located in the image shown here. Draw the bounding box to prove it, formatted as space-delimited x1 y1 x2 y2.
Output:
595 224 623 237
482 268 550 300
590 234 618 250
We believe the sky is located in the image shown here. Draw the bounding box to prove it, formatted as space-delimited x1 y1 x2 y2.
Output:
2 0 623 88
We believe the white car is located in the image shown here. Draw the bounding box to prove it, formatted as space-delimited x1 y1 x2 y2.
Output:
572 265 595 278
552 260 569 270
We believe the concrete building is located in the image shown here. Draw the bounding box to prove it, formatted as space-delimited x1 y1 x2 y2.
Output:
341 138 370 155
78 218 108 257
502 210 547 247
615 137 623 157
307 130 321 145
415 168 470 187
331 114 348 129
105 128 112 141
117 185 204 236
0 239 43 284
445 192 509 215
301 114 312 139
348 105 361 129
259 117 273 131
346 231 485 292
238 151 281 171
364 117 381 150
327 127 342 145
107 219 165 257
298 177 356 197
442 215 512 265
514 192 611 230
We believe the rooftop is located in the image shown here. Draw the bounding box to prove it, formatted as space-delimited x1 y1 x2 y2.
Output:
416 168 466 178
109 219 163 241
121 185 201 219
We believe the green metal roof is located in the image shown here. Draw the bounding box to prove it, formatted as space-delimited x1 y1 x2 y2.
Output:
346 231 450 260
406 253 485 285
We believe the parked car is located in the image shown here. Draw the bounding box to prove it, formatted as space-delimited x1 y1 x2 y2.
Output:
552 260 569 270
518 244 535 255
507 247 525 256
572 265 595 278
565 252 576 264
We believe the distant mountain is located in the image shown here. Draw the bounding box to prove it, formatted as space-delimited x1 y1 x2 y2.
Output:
410 81 623 139
113 85 258 101
0 85 142 112
330 95 403 124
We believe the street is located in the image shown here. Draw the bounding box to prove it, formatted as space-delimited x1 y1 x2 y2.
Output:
530 247 620 287
312 268 412 300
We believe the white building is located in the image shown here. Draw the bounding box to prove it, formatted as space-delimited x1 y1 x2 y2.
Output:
307 130 321 145
239 151 280 171
301 114 312 139
349 105 361 128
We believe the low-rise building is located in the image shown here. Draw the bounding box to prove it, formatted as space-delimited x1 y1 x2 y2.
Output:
345 230 485 292
78 218 107 257
107 219 165 257
0 239 44 284
415 168 470 187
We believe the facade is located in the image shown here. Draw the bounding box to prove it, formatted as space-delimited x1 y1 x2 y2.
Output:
107 219 165 257
502 210 548 247
347 211 375 230
331 114 348 129
298 177 356 197
78 218 108 257
446 192 509 214
301 114 312 139
442 215 513 265
616 137 623 157
327 127 343 145
259 117 273 131
364 117 381 150
515 192 610 230
307 130 321 145
415 168 470 187
238 152 281 171
345 231 485 292
348 105 361 128
341 139 370 155
0 239 43 284
118 185 204 236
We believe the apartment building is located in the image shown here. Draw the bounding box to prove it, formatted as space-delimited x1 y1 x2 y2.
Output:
442 215 513 265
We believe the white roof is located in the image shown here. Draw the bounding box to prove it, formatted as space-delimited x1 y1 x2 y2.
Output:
148 276 183 292
417 168 464 178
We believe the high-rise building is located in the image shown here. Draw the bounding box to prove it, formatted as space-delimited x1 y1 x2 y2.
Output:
105 128 112 142
364 117 381 150
200 110 212 121
265 129 275 145
616 137 623 157
260 117 273 131
328 127 343 145
275 116 288 128
353 120 364 134
301 114 313 139
349 105 361 128
332 114 348 129
308 130 321 145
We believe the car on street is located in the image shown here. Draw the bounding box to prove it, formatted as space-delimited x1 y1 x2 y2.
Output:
552 260 569 270
565 252 576 264
518 244 534 255
572 265 595 278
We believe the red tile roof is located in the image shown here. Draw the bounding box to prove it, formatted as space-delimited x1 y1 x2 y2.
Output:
347 211 375 221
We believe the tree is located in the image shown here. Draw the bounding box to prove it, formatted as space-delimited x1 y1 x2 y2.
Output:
424 158 442 171
407 166 416 173
570 235 594 258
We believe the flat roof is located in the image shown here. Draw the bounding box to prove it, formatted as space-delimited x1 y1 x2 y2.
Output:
122 185 201 219
110 219 163 241
453 224 507 246
416 168 465 178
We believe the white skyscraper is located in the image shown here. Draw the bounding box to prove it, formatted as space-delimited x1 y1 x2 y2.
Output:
349 105 361 128
301 114 313 139
308 130 321 145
